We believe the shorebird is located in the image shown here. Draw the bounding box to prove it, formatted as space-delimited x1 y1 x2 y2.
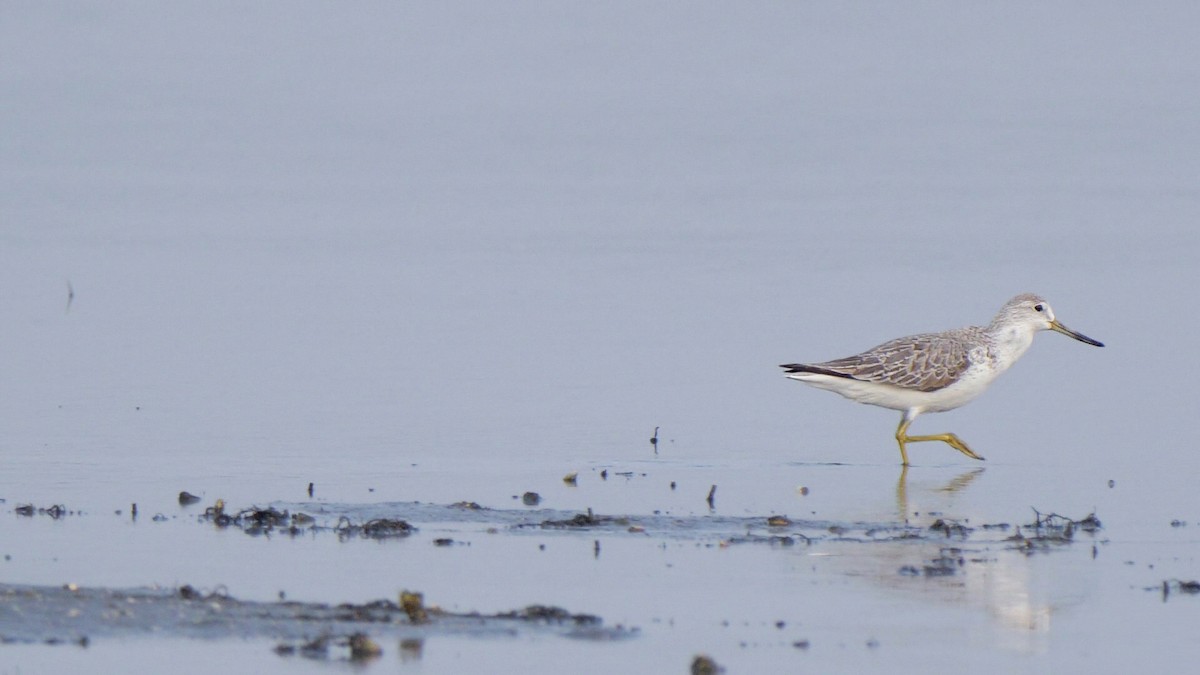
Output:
780 293 1103 465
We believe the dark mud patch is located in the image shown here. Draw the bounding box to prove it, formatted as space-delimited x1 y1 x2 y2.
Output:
197 500 1098 553
340 517 416 539
191 498 939 547
723 533 807 547
198 501 417 540
0 582 634 648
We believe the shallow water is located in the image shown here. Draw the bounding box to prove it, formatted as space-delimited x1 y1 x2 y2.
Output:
3 1 1200 672
2 462 1196 673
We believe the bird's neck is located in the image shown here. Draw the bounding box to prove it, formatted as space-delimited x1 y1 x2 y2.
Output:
988 324 1035 369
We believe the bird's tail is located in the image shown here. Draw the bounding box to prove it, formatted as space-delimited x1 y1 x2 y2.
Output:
779 363 858 380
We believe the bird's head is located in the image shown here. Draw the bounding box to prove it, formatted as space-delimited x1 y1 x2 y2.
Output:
997 293 1104 347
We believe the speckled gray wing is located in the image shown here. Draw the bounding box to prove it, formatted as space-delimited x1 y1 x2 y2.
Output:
787 329 978 392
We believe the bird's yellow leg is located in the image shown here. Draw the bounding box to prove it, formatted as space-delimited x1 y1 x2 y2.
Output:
908 433 985 461
895 418 985 462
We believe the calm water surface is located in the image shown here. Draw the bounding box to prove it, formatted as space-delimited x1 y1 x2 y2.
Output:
2 2 1199 672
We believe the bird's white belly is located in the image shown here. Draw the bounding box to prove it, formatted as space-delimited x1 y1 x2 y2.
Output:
788 364 998 414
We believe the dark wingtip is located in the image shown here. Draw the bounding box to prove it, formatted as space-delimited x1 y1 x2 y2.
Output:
780 363 859 380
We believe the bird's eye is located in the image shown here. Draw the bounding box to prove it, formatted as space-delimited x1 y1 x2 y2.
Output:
1034 304 1044 312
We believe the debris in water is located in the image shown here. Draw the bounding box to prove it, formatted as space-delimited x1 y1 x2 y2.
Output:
275 633 380 662
929 519 972 538
723 534 801 547
14 504 68 519
1008 510 1102 554
296 635 330 659
691 654 724 674
706 485 717 508
178 492 201 506
199 501 408 539
563 472 578 485
1031 509 1102 534
498 605 601 626
767 515 791 527
1161 579 1200 601
400 590 429 624
178 584 229 601
522 492 541 506
238 507 290 532
348 632 382 661
327 516 416 539
538 509 609 529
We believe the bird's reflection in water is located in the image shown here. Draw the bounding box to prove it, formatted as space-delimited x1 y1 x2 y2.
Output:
872 464 1056 653
399 638 424 663
895 466 985 522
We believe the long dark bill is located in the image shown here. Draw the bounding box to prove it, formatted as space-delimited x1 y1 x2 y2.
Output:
1049 320 1104 347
